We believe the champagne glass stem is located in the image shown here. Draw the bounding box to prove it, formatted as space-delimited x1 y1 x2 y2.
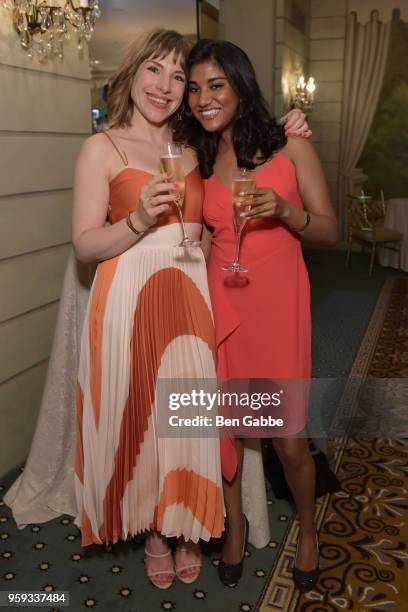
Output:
222 221 248 272
233 229 243 267
177 205 190 243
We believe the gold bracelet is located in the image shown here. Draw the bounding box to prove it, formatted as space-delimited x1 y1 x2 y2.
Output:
295 211 311 233
126 211 146 237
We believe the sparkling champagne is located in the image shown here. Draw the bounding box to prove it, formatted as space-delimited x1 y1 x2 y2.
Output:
232 177 255 231
160 154 185 206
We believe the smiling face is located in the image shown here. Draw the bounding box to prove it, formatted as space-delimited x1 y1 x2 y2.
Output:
130 49 186 125
188 59 240 134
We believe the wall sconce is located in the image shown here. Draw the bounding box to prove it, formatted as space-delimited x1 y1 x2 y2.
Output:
1 0 101 62
293 74 316 113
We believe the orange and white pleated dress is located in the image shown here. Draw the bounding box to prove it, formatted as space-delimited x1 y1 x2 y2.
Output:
74 160 224 546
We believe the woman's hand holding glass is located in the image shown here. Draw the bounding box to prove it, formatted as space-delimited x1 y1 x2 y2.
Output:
237 187 289 220
134 173 177 229
160 142 200 247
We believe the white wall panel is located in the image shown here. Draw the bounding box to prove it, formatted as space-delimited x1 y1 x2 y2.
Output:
311 121 341 143
312 81 342 103
283 21 309 58
313 101 342 122
309 60 344 82
311 0 347 18
310 17 346 40
0 65 91 134
0 191 72 260
0 245 70 323
0 303 58 384
0 362 47 476
0 134 85 196
310 38 345 61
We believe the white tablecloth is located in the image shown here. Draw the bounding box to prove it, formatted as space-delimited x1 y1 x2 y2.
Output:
378 198 408 272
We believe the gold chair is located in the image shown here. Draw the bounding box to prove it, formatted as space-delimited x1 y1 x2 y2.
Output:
346 190 403 275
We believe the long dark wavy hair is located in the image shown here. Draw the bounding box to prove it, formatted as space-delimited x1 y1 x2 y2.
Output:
175 39 286 178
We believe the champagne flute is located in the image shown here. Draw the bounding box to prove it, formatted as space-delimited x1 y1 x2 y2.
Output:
222 168 255 272
160 142 199 247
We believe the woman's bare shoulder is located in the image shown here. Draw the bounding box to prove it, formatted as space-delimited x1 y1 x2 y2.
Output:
76 132 120 178
80 131 113 157
74 133 118 186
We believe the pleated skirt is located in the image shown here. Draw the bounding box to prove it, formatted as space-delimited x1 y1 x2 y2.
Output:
74 224 224 546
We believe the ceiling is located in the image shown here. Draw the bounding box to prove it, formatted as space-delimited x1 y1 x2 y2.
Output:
89 0 198 74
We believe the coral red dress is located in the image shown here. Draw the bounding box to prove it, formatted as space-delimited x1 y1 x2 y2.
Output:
204 151 311 480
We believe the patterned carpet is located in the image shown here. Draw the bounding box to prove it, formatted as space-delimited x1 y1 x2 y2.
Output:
0 251 406 612
258 277 408 611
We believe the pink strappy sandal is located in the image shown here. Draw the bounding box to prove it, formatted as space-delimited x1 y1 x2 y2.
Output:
175 542 202 584
144 548 175 589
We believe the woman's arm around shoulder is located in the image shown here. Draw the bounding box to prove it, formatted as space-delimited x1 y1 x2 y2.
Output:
282 136 339 246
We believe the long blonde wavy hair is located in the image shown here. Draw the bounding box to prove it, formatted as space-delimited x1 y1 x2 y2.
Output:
107 29 192 129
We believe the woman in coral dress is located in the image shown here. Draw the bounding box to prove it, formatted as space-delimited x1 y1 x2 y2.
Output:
182 39 339 591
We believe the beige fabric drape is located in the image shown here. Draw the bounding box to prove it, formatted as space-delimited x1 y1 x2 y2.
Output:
4 250 270 548
4 251 93 524
339 10 391 237
348 1 408 24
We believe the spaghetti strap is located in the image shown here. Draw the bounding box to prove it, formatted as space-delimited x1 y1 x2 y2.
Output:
103 131 129 166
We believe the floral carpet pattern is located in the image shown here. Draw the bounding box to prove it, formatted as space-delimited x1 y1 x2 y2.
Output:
258 277 408 611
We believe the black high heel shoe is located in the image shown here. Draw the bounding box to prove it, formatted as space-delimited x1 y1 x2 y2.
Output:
218 514 249 587
292 532 320 593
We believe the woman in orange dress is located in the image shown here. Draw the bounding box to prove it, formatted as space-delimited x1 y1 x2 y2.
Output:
72 29 225 589
181 39 339 591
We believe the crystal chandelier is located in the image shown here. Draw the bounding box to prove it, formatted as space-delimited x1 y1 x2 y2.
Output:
1 0 101 61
